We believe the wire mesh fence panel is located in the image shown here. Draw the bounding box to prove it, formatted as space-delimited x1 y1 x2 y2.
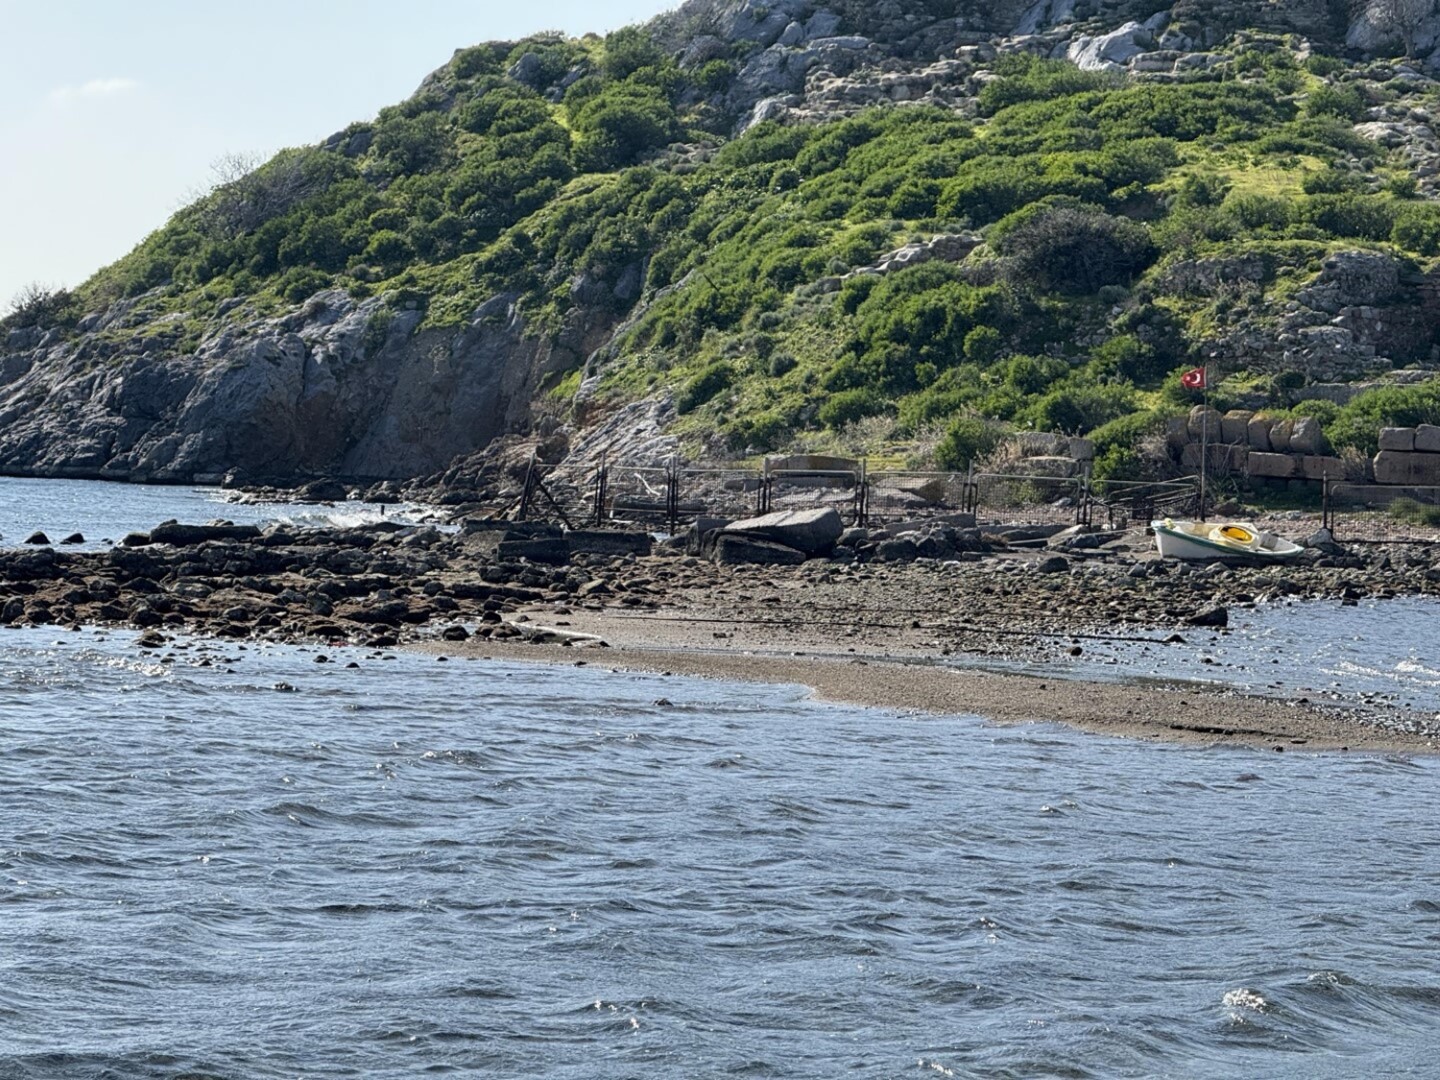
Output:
509 461 595 528
767 468 862 522
601 466 676 527
864 471 974 525
1089 478 1200 529
1326 483 1440 543
679 468 770 523
970 473 1088 527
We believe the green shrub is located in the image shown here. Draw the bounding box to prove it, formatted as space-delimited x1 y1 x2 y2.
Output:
1305 84 1368 121
1392 204 1440 254
935 415 1003 469
963 325 1003 365
819 387 889 429
1300 194 1395 241
1327 380 1440 454
996 206 1156 294
676 362 736 413
1301 167 1364 194
571 83 680 170
767 352 798 377
1022 382 1135 434
977 55 1112 114
1088 334 1167 386
1227 193 1294 230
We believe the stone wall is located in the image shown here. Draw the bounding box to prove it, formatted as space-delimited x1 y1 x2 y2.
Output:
1166 406 1349 484
1372 426 1440 485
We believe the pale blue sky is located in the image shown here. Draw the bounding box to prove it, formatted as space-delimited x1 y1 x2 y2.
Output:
0 0 680 306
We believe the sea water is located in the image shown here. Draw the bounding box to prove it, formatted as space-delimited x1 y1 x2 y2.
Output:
0 627 1437 1078
0 475 426 549
1 479 1438 1077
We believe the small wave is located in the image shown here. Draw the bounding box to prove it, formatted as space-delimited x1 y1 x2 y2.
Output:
1222 987 1271 1013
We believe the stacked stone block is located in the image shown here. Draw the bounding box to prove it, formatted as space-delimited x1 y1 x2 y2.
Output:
1167 406 1346 485
1372 426 1440 486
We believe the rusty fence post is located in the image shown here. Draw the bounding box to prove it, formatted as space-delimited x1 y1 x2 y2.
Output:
593 453 608 527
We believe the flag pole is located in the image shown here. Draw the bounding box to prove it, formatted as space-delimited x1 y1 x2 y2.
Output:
1198 363 1209 523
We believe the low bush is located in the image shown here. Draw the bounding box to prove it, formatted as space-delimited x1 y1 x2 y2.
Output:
934 415 1003 470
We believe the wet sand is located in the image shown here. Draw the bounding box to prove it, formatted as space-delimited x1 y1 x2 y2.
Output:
418 605 1440 755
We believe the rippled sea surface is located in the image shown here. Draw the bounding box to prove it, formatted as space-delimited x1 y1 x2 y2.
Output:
1005 596 1440 725
0 476 421 549
2 628 1438 1078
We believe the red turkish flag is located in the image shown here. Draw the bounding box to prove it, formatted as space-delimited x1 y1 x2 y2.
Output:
1181 367 1207 390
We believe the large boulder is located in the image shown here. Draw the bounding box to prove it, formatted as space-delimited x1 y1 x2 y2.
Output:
1068 21 1154 71
145 522 263 547
1289 416 1325 455
712 534 806 566
722 508 844 556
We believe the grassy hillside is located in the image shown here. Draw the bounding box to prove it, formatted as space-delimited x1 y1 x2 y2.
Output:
19 26 1440 479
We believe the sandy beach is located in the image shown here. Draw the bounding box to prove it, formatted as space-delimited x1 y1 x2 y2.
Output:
416 597 1440 755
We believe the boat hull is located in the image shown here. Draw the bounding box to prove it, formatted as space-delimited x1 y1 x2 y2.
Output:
1151 519 1304 561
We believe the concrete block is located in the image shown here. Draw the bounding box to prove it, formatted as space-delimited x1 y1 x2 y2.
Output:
1269 419 1294 452
1413 424 1440 452
765 453 858 475
1373 450 1440 486
1289 416 1324 455
1246 452 1297 479
1221 410 1254 444
1300 455 1345 481
1378 427 1416 452
1068 437 1095 461
1246 416 1272 451
565 530 653 557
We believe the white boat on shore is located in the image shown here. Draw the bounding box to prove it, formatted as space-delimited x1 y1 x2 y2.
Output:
1150 518 1304 561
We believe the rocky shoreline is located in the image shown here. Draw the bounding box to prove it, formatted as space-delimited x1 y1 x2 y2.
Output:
3 509 1439 752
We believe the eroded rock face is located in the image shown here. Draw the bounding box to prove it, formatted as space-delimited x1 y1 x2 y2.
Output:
0 287 619 483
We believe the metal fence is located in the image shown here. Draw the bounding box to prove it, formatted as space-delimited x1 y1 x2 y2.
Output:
501 455 1440 547
508 454 1207 535
1324 481 1440 544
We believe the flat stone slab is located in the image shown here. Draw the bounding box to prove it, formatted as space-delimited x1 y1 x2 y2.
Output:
1374 450 1440 486
723 507 843 555
712 534 806 566
1246 452 1296 479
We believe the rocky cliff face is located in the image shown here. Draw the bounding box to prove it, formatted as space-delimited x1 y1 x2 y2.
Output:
0 289 615 483
6 0 1440 485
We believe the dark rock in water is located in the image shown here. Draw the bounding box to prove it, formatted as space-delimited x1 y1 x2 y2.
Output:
136 631 168 649
344 599 411 625
130 605 163 628
441 625 471 641
1 598 25 624
299 479 349 503
60 533 84 545
1036 555 1070 574
148 522 263 547
23 532 50 545
120 532 152 547
712 533 806 566
1186 605 1229 628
